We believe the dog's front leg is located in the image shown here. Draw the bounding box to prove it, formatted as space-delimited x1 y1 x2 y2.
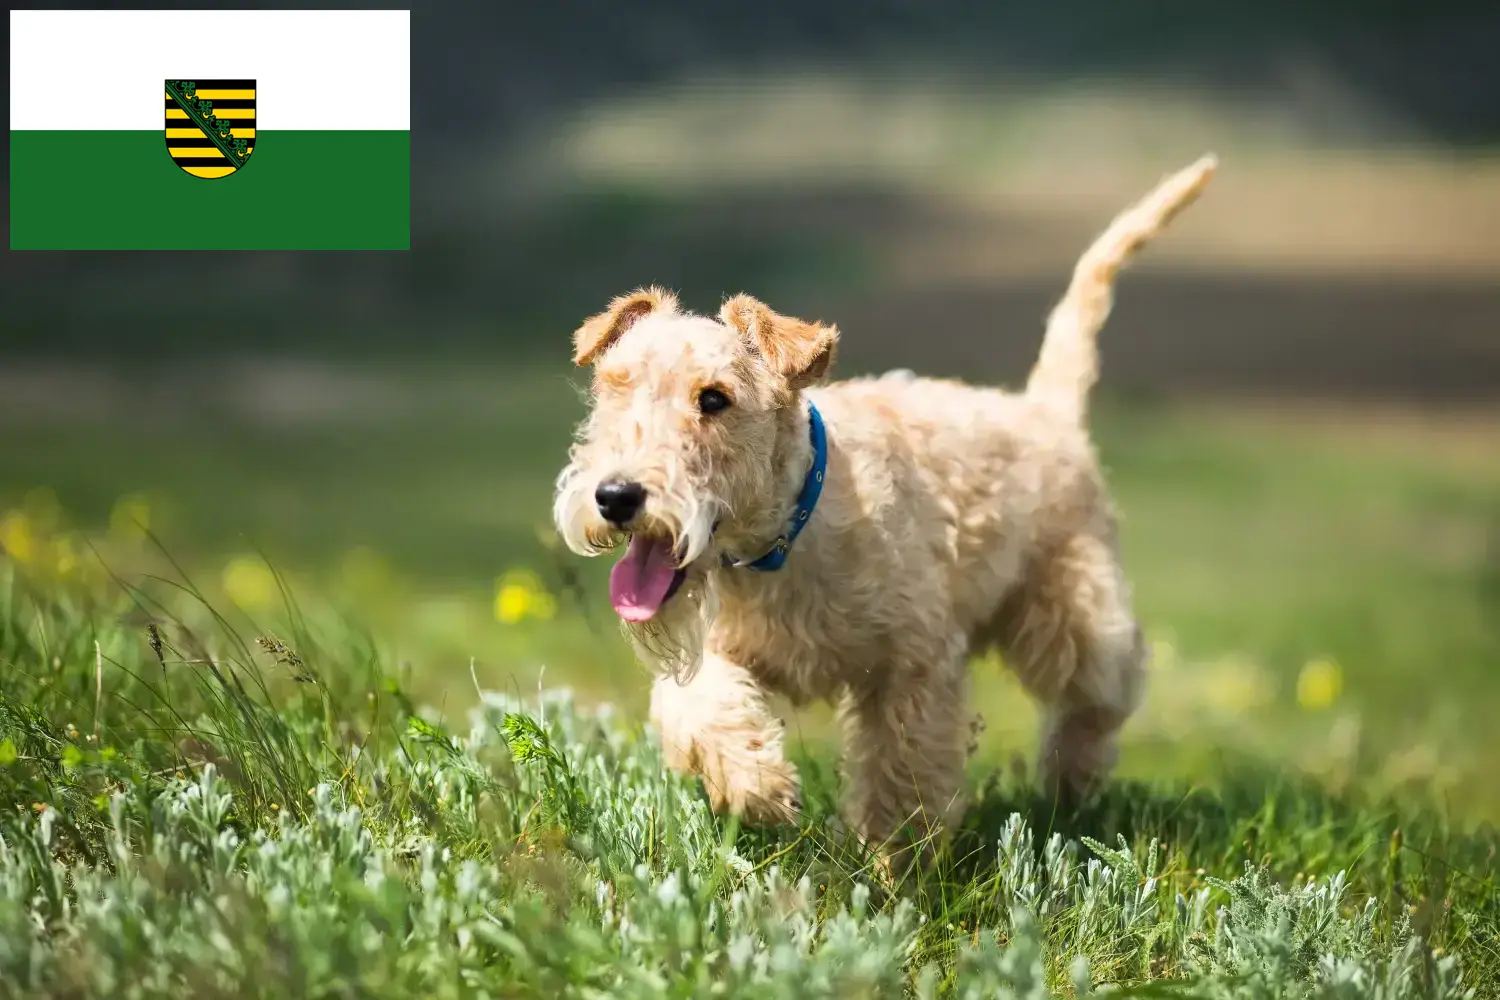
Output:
649 650 801 825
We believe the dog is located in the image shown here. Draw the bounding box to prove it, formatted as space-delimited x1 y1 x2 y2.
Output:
553 155 1217 862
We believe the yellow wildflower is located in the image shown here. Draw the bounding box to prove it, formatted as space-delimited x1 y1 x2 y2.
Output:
494 583 531 623
1297 657 1343 711
0 511 36 564
222 555 278 612
494 568 557 624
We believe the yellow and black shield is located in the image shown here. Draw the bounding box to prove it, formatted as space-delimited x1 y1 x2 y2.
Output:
164 79 255 178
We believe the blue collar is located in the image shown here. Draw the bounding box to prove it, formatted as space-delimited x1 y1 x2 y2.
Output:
722 401 828 572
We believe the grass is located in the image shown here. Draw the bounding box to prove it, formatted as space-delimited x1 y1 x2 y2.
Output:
0 361 1497 994
0 563 1495 998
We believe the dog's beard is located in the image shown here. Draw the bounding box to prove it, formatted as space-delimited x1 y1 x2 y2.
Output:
553 452 723 682
660 479 719 568
621 570 716 683
615 493 719 684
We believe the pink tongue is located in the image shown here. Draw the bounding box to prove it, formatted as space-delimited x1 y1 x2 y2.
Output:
609 535 680 622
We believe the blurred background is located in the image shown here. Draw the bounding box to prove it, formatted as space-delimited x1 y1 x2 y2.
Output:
4 3 1498 814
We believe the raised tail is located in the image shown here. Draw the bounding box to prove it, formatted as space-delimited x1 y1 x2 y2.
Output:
1026 154 1217 422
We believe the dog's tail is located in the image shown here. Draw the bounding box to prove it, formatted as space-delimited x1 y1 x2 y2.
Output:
1025 154 1217 423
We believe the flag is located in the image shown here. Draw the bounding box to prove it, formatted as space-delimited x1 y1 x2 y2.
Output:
9 9 410 250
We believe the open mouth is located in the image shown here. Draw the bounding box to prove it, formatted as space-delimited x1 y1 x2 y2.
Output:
608 533 688 622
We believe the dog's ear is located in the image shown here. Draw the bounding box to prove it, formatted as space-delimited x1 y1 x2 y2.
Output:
720 294 839 390
572 286 678 366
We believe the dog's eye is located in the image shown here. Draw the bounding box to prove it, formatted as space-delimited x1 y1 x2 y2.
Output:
697 387 731 414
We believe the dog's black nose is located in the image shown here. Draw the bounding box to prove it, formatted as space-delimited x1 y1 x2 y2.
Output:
595 479 646 526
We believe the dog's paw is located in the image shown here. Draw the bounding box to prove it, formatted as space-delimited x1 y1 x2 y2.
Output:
702 755 802 827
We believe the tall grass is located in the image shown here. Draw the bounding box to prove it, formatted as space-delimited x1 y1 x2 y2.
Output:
0 560 1495 998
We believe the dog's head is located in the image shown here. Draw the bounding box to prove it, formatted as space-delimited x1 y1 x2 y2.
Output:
552 286 837 651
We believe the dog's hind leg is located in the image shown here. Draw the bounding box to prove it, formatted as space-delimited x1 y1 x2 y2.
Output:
649 650 802 825
995 531 1148 801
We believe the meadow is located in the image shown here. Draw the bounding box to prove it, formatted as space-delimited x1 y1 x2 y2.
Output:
1 356 1497 997
4 57 1499 996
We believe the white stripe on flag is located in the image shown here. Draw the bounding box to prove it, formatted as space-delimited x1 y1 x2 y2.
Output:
9 9 410 131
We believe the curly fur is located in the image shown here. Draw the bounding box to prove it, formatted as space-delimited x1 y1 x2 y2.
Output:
553 155 1218 865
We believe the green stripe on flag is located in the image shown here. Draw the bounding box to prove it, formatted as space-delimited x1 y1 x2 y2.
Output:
10 130 409 250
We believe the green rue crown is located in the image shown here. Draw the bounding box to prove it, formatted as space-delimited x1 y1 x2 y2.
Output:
169 80 250 159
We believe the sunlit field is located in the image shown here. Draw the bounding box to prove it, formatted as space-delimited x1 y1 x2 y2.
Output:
5 65 1499 995
2 356 1496 994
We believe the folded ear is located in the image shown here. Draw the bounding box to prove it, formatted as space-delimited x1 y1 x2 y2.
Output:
720 294 839 390
572 286 679 366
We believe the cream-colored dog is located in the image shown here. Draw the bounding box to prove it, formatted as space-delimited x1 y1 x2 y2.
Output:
553 155 1217 860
